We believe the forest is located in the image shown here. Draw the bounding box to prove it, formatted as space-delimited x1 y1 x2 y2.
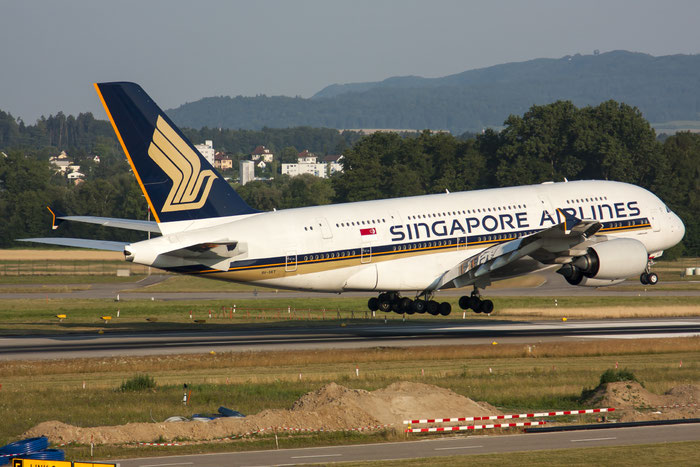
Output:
0 99 697 256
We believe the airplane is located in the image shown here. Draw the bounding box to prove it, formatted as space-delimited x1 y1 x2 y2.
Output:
22 82 686 316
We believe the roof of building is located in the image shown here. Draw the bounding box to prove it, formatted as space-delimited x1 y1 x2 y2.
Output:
252 145 271 155
322 154 343 163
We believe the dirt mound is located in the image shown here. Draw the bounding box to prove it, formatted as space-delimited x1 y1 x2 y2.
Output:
583 382 700 422
24 381 498 445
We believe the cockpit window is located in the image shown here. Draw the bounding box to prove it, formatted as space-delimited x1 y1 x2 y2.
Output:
664 205 671 213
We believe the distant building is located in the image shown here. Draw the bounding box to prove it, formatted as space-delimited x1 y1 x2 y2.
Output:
256 160 267 169
322 154 344 176
67 171 85 184
215 154 233 171
240 160 255 185
281 162 327 178
296 150 317 164
49 151 73 174
195 140 215 166
251 145 274 163
281 151 343 178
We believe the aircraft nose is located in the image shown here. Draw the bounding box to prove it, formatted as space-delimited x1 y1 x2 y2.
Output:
675 213 686 243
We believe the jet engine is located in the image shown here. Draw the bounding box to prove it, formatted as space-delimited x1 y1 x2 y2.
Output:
558 238 648 287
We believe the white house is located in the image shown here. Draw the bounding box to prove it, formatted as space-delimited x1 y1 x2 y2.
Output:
281 162 327 178
281 151 344 178
251 145 274 163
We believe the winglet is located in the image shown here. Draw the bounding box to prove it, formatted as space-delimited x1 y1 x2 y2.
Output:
47 206 64 230
557 209 582 231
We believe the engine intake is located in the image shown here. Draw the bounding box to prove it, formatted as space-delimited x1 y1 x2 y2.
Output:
558 238 648 286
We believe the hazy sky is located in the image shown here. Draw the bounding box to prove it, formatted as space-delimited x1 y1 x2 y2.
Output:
1 0 699 122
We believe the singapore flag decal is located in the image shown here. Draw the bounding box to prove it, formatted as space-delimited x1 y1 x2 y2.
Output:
360 227 377 236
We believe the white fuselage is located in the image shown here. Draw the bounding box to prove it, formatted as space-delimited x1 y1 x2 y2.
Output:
126 180 685 293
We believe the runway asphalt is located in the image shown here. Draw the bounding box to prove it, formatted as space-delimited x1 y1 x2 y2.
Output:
115 423 700 466
2 317 699 360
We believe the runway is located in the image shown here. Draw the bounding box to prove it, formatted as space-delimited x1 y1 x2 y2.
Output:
115 423 700 466
2 317 699 360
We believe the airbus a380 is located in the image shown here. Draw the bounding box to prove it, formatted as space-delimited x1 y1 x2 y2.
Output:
23 82 686 316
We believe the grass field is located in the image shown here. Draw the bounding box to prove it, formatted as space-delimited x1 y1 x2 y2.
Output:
1 338 698 459
0 295 698 335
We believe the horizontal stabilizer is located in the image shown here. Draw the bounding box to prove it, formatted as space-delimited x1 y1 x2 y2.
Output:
19 238 128 252
57 216 160 233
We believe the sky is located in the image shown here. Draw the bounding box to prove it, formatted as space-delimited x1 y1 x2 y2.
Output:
1 0 699 123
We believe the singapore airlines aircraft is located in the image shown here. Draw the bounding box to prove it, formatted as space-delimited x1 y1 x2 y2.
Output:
23 82 686 316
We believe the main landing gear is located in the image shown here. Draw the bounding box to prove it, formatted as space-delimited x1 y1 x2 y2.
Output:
367 292 452 316
640 258 659 285
458 287 494 314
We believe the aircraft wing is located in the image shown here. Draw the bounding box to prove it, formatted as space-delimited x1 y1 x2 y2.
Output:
434 211 602 290
18 238 129 251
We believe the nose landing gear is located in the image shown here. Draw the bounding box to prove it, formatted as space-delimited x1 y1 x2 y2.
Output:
640 258 659 285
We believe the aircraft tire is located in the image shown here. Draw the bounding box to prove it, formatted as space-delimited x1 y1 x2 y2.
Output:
458 296 471 310
367 297 379 311
427 300 440 316
412 299 427 314
647 272 659 285
640 273 649 285
439 302 452 316
399 297 413 314
378 300 391 312
478 299 494 314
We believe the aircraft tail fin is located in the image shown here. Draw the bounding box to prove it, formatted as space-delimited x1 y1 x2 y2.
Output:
94 82 258 223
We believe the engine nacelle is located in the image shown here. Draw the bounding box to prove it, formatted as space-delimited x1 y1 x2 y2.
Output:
572 277 626 287
559 238 648 286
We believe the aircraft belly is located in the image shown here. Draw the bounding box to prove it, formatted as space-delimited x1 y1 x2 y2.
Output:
375 251 463 291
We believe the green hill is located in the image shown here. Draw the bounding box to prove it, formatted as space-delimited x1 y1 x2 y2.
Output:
168 50 700 134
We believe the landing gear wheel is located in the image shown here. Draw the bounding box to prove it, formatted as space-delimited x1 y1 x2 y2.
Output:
427 300 440 316
378 300 391 312
646 272 659 285
478 299 494 314
367 297 379 311
640 273 649 285
438 302 452 316
412 299 427 314
458 295 471 310
400 297 414 314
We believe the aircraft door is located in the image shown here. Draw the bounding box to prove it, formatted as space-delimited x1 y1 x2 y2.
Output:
285 252 297 272
361 246 372 263
315 217 333 239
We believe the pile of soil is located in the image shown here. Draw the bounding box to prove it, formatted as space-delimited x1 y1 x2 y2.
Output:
582 382 699 422
24 381 499 445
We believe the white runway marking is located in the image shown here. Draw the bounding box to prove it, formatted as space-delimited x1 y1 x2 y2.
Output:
571 437 617 442
577 332 700 339
290 453 342 459
434 445 484 450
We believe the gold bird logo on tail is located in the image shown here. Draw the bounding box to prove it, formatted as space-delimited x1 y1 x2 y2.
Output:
148 116 216 212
